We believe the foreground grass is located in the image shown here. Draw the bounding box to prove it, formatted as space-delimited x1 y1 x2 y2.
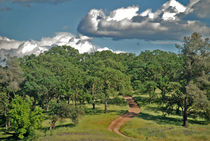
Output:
120 94 210 141
38 104 135 141
2 94 209 141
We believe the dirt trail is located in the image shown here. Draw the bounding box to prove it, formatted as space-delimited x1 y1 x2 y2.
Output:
108 96 140 137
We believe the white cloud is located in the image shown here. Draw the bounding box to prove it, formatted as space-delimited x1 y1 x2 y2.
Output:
0 32 125 65
107 6 139 22
162 0 186 13
0 36 23 50
78 0 210 41
0 33 97 58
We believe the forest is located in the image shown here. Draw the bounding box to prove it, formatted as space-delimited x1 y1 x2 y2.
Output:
0 32 209 140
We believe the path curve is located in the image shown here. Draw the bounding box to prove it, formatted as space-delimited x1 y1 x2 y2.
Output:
108 96 140 137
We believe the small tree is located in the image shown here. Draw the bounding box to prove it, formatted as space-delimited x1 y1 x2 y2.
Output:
49 101 84 129
8 96 44 139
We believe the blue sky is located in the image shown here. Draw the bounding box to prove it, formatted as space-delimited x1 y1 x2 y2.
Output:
0 0 209 55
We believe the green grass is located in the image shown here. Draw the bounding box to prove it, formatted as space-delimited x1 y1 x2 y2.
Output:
1 94 209 141
38 104 135 141
120 94 210 141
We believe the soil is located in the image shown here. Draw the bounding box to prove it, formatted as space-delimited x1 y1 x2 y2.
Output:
108 96 140 137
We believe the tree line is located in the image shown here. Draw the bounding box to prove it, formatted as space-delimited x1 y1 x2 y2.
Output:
0 32 209 139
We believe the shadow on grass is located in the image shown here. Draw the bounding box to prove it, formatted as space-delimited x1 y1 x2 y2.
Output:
189 120 209 125
0 136 16 141
40 123 75 132
134 96 209 126
138 112 208 126
138 112 183 126
54 123 75 129
0 129 16 141
0 117 16 141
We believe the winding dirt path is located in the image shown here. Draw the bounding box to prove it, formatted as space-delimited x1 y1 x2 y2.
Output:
108 96 140 137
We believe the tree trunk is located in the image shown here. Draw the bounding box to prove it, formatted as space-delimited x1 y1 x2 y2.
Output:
92 103 95 110
7 118 10 129
104 94 108 113
5 121 8 130
50 120 56 130
4 108 8 130
68 97 70 104
46 104 49 111
57 96 60 103
161 87 166 104
74 91 77 106
12 90 16 97
183 96 188 127
176 106 180 115
149 93 152 104
104 99 107 113
92 83 95 110
74 94 77 106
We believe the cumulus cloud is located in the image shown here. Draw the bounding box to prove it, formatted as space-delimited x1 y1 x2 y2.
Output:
0 36 23 50
78 0 210 41
0 32 124 65
0 33 96 59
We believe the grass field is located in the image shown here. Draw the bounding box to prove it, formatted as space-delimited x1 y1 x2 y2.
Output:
38 104 135 141
1 95 209 141
120 94 210 141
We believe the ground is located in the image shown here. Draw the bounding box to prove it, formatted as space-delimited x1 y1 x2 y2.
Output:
1 95 209 141
108 96 140 137
120 94 210 141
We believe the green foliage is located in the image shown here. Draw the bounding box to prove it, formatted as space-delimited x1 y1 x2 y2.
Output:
8 96 44 139
49 101 84 127
0 34 210 140
175 32 210 126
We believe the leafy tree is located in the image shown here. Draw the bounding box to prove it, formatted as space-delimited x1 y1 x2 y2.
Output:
85 76 103 109
49 101 84 129
97 67 131 113
8 96 44 139
145 81 157 104
176 32 210 127
23 65 59 110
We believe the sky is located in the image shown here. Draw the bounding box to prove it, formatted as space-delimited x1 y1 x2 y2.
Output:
0 0 210 57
